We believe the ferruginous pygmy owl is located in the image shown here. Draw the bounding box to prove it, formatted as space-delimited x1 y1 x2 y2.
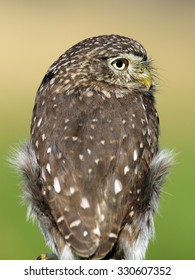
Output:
13 34 173 260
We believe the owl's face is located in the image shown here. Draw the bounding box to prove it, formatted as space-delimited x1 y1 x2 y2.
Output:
88 53 153 91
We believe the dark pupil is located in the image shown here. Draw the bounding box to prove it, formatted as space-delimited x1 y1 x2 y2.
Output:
116 60 123 68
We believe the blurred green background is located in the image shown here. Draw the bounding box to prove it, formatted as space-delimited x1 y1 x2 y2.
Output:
0 0 195 259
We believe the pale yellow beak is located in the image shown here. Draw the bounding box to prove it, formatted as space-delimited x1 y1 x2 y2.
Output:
138 68 153 90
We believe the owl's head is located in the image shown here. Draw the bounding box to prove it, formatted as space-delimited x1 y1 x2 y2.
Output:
40 34 155 95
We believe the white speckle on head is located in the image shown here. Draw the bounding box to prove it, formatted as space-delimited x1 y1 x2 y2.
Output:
133 149 138 161
37 118 42 127
108 233 118 239
47 185 52 191
46 163 51 174
87 148 91 155
140 142 144 148
137 188 141 194
79 154 84 161
124 165 130 175
53 177 61 193
72 136 78 141
142 103 146 111
132 114 135 118
100 140 105 145
93 227 101 237
90 124 95 130
70 219 81 228
80 197 90 209
57 216 64 223
64 125 68 130
88 168 92 174
123 134 127 140
92 118 98 123
134 166 138 175
83 230 88 237
114 179 123 194
47 147 52 154
89 135 94 140
85 91 94 97
122 119 126 124
132 123 135 129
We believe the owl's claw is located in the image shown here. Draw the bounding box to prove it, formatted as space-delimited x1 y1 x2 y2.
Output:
37 253 59 260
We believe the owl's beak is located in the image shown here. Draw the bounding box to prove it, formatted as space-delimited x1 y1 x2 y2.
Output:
138 69 153 90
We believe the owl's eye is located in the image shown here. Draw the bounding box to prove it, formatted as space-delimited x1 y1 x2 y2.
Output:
111 58 129 71
138 66 144 73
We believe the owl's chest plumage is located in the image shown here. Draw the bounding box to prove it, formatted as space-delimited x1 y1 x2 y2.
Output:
30 87 159 259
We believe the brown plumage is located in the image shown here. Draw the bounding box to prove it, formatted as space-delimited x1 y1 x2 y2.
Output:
13 34 173 259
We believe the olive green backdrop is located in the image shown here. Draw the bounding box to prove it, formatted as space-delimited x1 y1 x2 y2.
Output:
0 0 194 259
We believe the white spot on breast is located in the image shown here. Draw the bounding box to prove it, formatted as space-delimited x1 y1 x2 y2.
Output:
41 168 46 181
53 177 61 193
37 118 42 127
83 230 88 237
137 188 141 194
72 136 78 141
134 166 138 175
122 119 126 124
88 168 92 174
87 148 91 155
46 163 51 174
41 134 46 141
93 227 101 237
80 197 90 209
130 211 134 217
35 140 39 148
110 155 116 161
70 219 81 228
47 147 51 154
132 123 135 129
69 186 75 195
92 118 98 123
114 179 123 194
124 165 130 175
133 149 138 161
65 118 69 123
90 124 95 130
57 152 62 159
57 216 64 223
79 154 84 161
100 140 105 145
132 114 135 118
95 158 100 164
140 142 143 148
89 135 94 140
108 233 118 238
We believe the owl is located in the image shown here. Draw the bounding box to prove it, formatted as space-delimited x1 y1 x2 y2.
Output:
13 34 172 260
